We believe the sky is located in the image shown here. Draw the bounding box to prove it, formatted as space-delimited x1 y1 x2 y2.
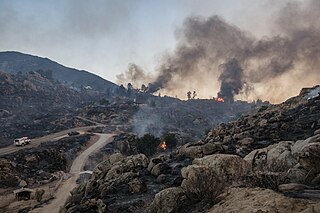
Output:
0 0 288 82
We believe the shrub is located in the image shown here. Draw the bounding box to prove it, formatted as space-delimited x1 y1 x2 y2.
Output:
244 161 290 191
258 105 269 112
184 167 226 205
134 134 160 157
162 133 178 150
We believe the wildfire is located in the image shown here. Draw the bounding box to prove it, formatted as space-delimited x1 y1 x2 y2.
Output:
160 141 167 150
216 97 225 102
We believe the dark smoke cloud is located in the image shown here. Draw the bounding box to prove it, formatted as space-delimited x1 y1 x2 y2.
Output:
120 0 320 102
218 58 244 100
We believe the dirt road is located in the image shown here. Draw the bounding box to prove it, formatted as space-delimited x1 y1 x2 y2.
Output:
34 133 114 213
0 125 104 157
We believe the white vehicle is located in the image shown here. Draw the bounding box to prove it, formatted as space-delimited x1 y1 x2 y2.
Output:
14 137 31 146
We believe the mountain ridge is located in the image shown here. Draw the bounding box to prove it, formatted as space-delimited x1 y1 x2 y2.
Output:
0 51 118 93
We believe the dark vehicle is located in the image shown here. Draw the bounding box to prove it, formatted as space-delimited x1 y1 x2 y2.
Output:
68 131 80 136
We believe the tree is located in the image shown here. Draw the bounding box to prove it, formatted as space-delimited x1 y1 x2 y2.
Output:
127 83 134 97
187 91 192 100
141 84 147 92
193 91 197 99
117 84 126 96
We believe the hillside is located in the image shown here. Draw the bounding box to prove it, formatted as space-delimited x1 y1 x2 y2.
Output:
61 85 320 212
0 71 93 147
0 51 118 93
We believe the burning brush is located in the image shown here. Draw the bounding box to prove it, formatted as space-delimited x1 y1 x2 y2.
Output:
160 141 167 150
216 97 225 102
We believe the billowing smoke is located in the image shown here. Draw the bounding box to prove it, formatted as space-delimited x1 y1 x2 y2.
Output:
118 0 320 102
116 63 153 87
218 58 244 100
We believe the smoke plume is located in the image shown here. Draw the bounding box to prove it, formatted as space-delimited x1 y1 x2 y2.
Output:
218 58 244 100
118 0 320 102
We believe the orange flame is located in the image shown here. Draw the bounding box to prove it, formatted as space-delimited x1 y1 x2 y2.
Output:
160 141 167 150
216 97 225 102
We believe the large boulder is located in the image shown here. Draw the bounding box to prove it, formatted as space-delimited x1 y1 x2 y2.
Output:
291 134 320 173
201 143 225 155
109 153 126 164
148 187 186 213
179 143 203 158
208 187 314 213
244 141 297 171
147 158 163 172
193 154 249 178
85 154 149 196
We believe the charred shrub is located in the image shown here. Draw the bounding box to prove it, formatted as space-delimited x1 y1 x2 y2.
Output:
134 134 160 157
184 167 226 205
244 161 290 191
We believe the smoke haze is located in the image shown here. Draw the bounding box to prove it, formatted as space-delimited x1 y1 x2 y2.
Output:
118 0 320 103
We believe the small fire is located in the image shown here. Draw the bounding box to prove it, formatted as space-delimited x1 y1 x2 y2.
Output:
160 141 167 150
216 97 225 102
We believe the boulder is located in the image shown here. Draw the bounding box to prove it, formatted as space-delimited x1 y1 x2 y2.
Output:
148 187 186 213
244 141 297 171
151 163 171 177
208 187 313 213
201 143 224 155
179 143 203 158
128 178 147 193
193 154 249 178
292 134 320 172
222 135 232 144
109 153 126 164
147 158 163 172
239 137 254 146
156 174 167 184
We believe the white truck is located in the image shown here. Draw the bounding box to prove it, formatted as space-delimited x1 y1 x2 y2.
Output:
14 137 31 146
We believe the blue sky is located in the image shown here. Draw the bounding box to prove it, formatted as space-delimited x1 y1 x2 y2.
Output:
0 0 290 82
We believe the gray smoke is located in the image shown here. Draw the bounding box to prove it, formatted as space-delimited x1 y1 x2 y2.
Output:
119 0 320 102
116 63 153 88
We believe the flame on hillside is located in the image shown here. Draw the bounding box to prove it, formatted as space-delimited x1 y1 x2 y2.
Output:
160 141 167 150
216 97 225 102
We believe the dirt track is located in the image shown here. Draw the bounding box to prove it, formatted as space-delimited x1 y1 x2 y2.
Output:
34 133 114 213
0 125 103 157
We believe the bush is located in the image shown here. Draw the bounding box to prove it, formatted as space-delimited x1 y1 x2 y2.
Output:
134 134 160 157
184 167 226 205
258 105 269 112
162 133 178 150
244 161 290 191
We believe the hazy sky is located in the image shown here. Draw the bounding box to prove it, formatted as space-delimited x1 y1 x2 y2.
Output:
0 0 290 83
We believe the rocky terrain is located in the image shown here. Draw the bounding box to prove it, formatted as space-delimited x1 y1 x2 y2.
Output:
62 86 320 212
0 71 96 147
131 97 263 138
79 94 265 140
